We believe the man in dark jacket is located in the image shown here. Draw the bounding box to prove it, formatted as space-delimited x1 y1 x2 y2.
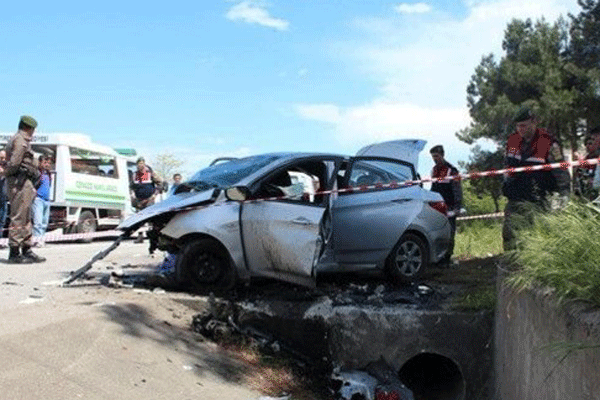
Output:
502 107 570 250
430 145 462 267
130 157 162 243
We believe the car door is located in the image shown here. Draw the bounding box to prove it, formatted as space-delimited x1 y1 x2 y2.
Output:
240 158 335 285
332 156 423 265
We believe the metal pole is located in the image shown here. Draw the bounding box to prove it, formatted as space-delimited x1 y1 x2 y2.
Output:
63 230 132 285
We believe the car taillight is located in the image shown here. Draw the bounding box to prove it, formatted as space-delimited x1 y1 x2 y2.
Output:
429 201 448 215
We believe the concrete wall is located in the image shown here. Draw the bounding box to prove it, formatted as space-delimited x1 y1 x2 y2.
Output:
321 304 494 399
236 298 495 400
495 272 600 400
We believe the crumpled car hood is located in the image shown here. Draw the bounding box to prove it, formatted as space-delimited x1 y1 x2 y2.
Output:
118 189 218 230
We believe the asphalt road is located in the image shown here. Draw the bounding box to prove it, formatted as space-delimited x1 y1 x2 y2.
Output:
0 239 263 400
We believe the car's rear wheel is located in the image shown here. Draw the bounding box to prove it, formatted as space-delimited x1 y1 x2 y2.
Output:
386 233 429 283
176 238 236 291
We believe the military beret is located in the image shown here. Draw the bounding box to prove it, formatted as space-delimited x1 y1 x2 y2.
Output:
20 115 38 129
513 106 534 123
136 157 145 163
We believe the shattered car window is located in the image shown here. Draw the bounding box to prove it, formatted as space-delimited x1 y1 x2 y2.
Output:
187 154 282 188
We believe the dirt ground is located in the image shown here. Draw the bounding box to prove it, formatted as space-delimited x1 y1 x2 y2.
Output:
168 254 501 399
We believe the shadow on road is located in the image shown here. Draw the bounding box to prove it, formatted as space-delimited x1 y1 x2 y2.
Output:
99 301 252 385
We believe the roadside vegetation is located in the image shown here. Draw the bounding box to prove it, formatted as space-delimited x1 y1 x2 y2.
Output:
507 201 600 307
441 180 502 311
454 180 505 260
453 284 497 311
455 219 503 260
452 191 600 309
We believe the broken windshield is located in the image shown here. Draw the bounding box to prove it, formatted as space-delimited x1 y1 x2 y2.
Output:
187 154 282 188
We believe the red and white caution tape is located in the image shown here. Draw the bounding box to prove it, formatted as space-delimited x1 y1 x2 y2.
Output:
153 156 590 216
1 155 590 246
456 212 504 221
0 230 123 247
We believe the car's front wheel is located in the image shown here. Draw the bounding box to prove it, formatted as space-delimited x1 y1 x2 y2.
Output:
77 210 97 243
386 233 429 283
176 238 236 291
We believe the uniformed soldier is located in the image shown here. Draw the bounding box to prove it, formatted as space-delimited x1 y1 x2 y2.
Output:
502 107 570 251
130 157 163 243
574 130 599 200
4 116 46 263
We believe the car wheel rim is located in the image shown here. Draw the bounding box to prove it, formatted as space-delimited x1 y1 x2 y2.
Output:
81 219 94 233
395 241 422 277
194 251 223 283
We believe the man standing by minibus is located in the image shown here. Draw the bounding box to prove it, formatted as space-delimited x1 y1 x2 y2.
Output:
4 116 45 263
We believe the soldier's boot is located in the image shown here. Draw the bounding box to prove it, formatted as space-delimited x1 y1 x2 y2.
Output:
7 246 24 264
21 246 46 263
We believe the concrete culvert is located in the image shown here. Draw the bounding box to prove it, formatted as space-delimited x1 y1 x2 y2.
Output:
398 353 465 400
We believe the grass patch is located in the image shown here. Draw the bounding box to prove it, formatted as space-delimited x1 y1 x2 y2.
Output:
455 219 503 259
452 284 496 311
507 202 600 307
425 255 499 311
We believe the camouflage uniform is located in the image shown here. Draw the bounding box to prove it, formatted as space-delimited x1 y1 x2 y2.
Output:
4 116 45 263
502 118 570 251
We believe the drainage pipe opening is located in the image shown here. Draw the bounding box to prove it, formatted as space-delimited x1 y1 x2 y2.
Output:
398 352 465 400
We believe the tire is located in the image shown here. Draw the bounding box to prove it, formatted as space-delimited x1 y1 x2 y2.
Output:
77 211 97 243
176 238 236 291
386 233 429 283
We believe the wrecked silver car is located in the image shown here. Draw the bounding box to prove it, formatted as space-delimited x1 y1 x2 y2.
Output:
118 140 451 289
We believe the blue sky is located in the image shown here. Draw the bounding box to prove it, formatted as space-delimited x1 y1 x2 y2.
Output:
0 0 581 179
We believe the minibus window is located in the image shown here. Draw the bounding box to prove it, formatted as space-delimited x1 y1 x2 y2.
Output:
70 147 118 178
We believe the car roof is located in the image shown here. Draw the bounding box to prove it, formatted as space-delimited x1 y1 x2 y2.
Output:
253 152 347 160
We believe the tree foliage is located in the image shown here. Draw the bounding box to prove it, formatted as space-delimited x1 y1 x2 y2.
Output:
569 0 600 129
152 152 184 183
458 146 505 212
458 18 579 150
457 4 600 202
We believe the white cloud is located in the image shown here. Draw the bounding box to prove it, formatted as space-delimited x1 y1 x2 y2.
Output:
226 1 290 31
298 68 308 77
348 0 578 107
295 102 472 174
295 104 342 124
394 3 432 14
297 0 580 171
120 142 253 177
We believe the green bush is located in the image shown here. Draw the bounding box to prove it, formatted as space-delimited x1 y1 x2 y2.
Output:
462 180 507 215
507 202 600 306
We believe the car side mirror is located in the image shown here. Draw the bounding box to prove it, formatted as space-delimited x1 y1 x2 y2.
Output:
225 186 250 202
